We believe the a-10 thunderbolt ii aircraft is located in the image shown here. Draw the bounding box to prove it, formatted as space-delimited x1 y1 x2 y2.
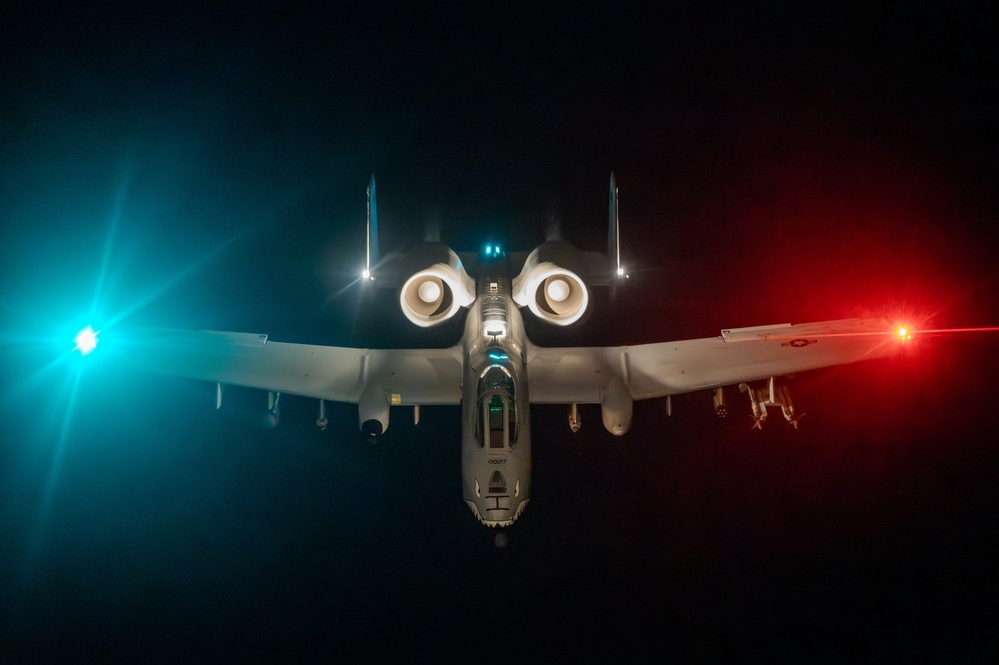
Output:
95 175 913 528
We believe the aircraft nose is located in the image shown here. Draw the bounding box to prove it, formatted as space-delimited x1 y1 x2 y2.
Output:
466 495 529 527
482 494 512 516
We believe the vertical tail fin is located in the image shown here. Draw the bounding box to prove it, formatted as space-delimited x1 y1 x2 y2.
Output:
364 174 379 280
608 172 624 278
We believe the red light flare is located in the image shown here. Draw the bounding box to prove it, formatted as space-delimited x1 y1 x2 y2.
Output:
913 326 999 335
765 325 999 343
751 328 996 462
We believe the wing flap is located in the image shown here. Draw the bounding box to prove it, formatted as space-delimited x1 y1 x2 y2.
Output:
526 346 607 403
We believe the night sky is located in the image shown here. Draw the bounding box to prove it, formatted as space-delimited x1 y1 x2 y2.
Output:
2 4 998 661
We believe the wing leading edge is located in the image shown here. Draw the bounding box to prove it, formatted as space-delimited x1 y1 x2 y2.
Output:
116 328 463 405
527 318 905 404
118 318 903 410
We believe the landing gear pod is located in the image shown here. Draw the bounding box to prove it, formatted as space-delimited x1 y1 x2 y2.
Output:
358 383 389 440
361 418 383 442
601 378 632 436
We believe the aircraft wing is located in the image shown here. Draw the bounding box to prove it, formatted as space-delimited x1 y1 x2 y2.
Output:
116 328 463 405
527 318 905 403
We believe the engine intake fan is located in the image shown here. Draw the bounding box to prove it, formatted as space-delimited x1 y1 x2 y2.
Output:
512 241 590 326
399 245 475 327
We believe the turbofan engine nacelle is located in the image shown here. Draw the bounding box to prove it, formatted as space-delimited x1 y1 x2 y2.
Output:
512 241 590 326
400 244 475 327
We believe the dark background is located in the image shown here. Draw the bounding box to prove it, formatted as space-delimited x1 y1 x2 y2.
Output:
2 3 997 661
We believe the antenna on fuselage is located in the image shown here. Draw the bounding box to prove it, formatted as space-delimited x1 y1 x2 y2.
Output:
608 172 626 279
363 174 379 281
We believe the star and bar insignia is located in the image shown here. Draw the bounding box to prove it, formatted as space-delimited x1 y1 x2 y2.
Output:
782 338 818 347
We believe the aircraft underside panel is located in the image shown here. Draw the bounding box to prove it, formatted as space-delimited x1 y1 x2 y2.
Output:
526 318 905 403
116 327 463 405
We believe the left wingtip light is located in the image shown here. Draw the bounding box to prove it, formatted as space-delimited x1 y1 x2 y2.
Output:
74 325 99 356
897 325 913 342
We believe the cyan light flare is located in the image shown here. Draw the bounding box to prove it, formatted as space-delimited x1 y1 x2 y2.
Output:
73 325 99 356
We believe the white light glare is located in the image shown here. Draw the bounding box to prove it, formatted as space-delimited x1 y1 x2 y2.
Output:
362 268 370 280
483 321 507 338
418 281 441 303
546 278 570 302
74 325 99 356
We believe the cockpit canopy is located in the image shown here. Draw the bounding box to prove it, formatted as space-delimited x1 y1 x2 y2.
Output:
474 364 518 449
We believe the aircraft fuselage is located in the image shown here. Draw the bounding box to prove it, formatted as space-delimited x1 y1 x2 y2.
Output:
460 273 532 527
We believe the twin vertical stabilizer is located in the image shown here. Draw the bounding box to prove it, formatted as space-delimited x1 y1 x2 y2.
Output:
363 172 623 283
364 174 379 280
608 172 625 279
